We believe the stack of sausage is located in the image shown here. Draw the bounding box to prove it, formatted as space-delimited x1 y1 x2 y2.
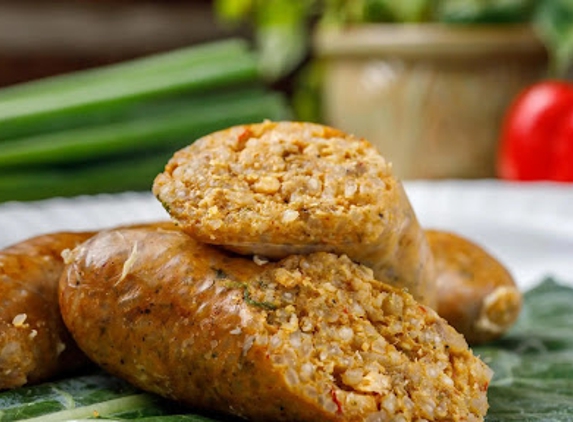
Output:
1 121 522 422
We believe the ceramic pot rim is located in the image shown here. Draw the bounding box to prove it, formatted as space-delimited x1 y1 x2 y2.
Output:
314 24 547 59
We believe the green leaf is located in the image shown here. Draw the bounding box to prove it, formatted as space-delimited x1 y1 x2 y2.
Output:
254 0 313 80
0 372 236 421
256 24 308 81
363 0 431 23
213 0 254 22
437 0 535 24
0 373 140 421
320 0 367 24
475 279 573 421
534 0 573 76
292 61 326 122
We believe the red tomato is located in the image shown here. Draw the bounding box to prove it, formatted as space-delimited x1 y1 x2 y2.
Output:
552 109 573 181
497 81 573 181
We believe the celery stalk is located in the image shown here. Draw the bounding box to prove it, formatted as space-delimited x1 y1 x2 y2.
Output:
0 93 290 202
0 54 260 141
0 39 251 101
0 90 288 169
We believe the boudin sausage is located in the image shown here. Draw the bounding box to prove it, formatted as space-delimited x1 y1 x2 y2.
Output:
0 231 93 390
153 121 437 307
151 120 522 344
427 230 522 345
59 225 491 422
0 222 174 390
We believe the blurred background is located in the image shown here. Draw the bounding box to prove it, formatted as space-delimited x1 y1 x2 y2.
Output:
0 0 572 203
0 0 236 87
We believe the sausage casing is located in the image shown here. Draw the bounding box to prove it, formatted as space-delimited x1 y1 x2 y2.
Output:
0 232 93 390
427 230 522 344
60 226 491 421
153 121 436 306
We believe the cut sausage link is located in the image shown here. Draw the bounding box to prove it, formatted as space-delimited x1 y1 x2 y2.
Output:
60 225 492 422
153 121 437 307
426 230 522 345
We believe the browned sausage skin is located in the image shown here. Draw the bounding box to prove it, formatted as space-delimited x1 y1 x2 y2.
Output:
0 222 173 390
60 225 491 421
0 232 94 390
427 230 522 345
153 121 437 307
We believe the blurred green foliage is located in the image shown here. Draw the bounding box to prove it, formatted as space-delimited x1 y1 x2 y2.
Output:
215 0 573 80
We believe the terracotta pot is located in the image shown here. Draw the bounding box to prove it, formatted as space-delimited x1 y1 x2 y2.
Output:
314 24 548 179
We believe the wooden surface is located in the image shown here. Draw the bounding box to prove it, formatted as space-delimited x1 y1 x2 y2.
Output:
0 0 244 87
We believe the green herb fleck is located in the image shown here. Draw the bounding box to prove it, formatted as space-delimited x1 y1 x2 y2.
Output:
243 288 277 310
223 280 277 310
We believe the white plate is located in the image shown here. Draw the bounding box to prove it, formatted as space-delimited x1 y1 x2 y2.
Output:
1 180 572 290
406 180 573 290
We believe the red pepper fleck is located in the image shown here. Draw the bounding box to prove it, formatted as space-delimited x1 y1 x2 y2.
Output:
481 381 489 392
418 305 427 314
238 129 253 145
330 388 343 414
343 308 349 314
